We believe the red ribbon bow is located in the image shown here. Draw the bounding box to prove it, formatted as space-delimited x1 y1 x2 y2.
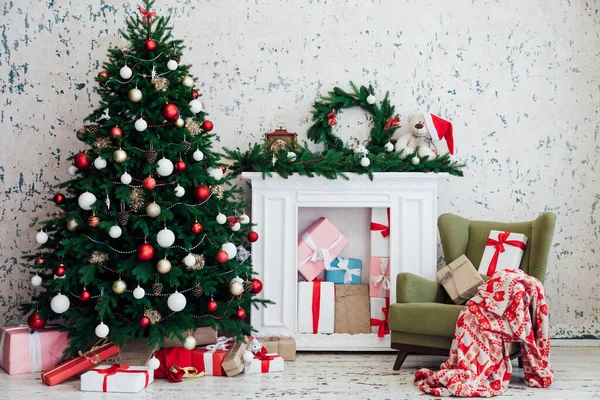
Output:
254 347 276 373
327 109 337 126
370 299 390 338
227 216 241 227
485 231 527 276
370 208 390 238
139 6 157 25
384 117 400 131
91 364 149 392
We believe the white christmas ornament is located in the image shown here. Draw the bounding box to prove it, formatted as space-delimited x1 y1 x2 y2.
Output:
384 142 395 153
31 275 42 287
112 149 128 163
78 191 97 210
147 357 160 370
229 276 244 296
133 285 145 299
174 184 185 197
411 156 420 165
120 172 132 185
128 88 143 103
192 149 204 161
183 335 197 350
68 165 78 176
366 94 376 105
167 59 178 71
243 350 254 364
287 152 297 162
35 230 48 244
119 65 132 80
216 213 227 225
50 293 70 314
181 75 194 87
231 222 241 232
135 117 148 132
95 322 109 338
167 291 187 312
207 167 223 181
239 214 250 225
146 202 161 218
222 242 237 259
156 157 174 177
189 99 203 114
109 225 122 239
157 228 175 248
360 156 371 167
183 253 196 267
93 157 107 169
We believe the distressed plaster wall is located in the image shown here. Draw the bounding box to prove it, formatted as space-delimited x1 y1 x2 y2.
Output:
1 0 599 338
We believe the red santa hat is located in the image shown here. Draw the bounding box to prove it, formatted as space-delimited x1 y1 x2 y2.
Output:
423 112 454 155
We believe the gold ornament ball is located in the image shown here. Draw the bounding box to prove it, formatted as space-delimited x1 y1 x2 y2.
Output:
156 258 172 274
128 88 143 103
66 218 79 232
175 118 185 128
76 127 87 141
112 279 127 294
146 202 161 218
113 149 128 163
229 281 244 296
181 75 194 87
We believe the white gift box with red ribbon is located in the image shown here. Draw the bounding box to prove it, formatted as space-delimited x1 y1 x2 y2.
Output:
244 347 285 374
477 230 528 276
370 208 390 257
80 364 154 393
297 281 335 333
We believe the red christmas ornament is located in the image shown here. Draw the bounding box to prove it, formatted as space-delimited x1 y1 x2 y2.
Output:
87 215 100 227
79 289 91 301
27 312 47 331
143 176 156 190
215 250 229 264
97 71 108 79
137 243 155 261
235 307 246 320
247 231 259 243
207 300 218 312
220 165 227 174
53 193 65 204
192 90 199 99
56 264 66 277
162 103 179 120
251 278 263 294
193 185 210 201
74 152 91 170
145 39 157 51
110 126 123 138
139 316 151 327
201 120 213 132
175 160 186 172
191 221 203 234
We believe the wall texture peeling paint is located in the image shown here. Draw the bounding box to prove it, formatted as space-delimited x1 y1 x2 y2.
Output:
1 0 599 338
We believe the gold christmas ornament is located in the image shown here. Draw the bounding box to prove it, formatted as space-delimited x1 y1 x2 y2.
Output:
211 185 225 200
144 309 162 325
185 254 205 271
130 187 144 211
112 149 128 163
112 279 127 294
152 77 170 92
66 218 79 232
90 251 109 265
175 118 185 128
93 137 111 149
152 282 163 296
76 127 87 141
146 202 161 218
55 211 67 220
185 118 201 135
156 258 172 274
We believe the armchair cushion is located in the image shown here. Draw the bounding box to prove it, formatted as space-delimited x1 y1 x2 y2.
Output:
388 302 464 338
396 273 448 304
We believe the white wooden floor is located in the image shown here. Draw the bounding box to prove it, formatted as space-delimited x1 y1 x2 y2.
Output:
0 347 599 399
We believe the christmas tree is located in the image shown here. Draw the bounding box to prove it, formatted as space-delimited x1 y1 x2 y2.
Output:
24 0 267 354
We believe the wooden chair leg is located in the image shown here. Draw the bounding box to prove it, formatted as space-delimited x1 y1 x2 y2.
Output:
393 351 409 370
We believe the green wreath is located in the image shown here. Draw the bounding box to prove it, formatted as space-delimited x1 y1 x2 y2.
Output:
307 82 400 152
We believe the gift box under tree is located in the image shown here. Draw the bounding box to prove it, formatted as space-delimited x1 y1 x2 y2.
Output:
478 230 528 276
297 281 335 333
244 347 284 374
369 257 390 298
326 257 362 284
80 364 154 393
256 336 296 361
298 217 348 282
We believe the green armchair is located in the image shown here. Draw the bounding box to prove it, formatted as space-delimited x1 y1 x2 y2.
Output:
389 212 556 369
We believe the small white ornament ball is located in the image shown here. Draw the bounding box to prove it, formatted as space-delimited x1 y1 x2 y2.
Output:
156 228 175 248
243 350 254 364
109 225 122 239
174 184 185 197
239 214 250 225
175 117 185 128
167 59 178 71
189 99 203 114
384 142 395 153
113 149 128 164
135 117 148 132
156 157 174 177
156 258 172 274
366 94 376 105
50 293 70 314
119 65 132 79
128 88 143 103
93 157 107 169
207 167 223 181
411 156 420 165
95 322 109 338
229 281 244 296
192 149 204 161
167 291 187 312
231 222 241 232
183 335 197 350
181 75 194 87
35 230 48 244
31 275 42 287
78 191 97 210
216 213 227 225
68 165 79 176
146 202 161 218
147 356 160 370
120 172 132 185
222 242 237 259
287 152 297 162
133 285 145 299
360 156 371 167
183 253 195 267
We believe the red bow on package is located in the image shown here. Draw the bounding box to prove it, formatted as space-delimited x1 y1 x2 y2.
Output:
139 6 157 25
370 208 390 238
91 364 149 392
253 347 276 361
370 305 390 338
227 216 241 227
161 365 202 383
485 231 526 276
327 109 337 126
384 117 400 131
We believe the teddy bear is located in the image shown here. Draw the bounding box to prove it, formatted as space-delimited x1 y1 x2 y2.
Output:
395 113 437 159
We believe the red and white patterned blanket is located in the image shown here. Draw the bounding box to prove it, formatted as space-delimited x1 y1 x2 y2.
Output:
414 269 553 397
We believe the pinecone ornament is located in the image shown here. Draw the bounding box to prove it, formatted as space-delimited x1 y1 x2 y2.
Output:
172 55 181 63
182 140 191 154
152 282 163 296
243 281 254 293
191 285 204 297
118 211 130 226
144 150 158 164
85 124 100 136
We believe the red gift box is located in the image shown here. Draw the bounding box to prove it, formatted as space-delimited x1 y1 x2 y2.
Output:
41 341 120 386
155 338 232 380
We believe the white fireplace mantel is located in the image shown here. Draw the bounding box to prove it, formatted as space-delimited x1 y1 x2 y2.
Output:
242 172 449 351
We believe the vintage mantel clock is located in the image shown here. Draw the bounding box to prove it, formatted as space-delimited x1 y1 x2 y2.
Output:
264 124 297 152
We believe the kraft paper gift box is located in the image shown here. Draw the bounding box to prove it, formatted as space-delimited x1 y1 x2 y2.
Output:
0 325 69 375
326 257 362 284
110 337 157 366
222 339 250 377
370 297 390 337
244 348 284 374
298 217 349 282
370 208 390 257
297 281 335 333
369 257 391 298
477 230 528 277
80 364 154 393
334 284 371 334
256 336 296 361
438 254 485 305
163 326 218 348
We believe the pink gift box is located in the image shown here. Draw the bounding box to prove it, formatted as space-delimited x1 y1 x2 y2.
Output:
298 217 348 282
369 257 390 298
0 325 69 375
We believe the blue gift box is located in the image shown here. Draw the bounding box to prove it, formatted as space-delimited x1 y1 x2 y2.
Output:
326 258 362 284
